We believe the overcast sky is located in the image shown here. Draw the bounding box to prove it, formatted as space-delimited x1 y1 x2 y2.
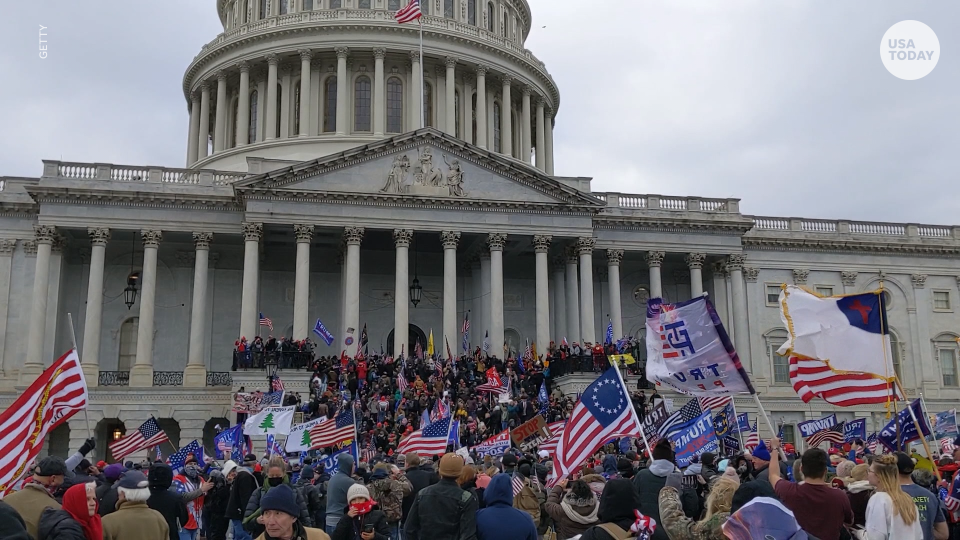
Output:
1 1 956 224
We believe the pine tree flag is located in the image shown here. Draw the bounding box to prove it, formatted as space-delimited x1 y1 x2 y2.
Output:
285 417 326 453
301 430 311 447
258 413 275 433
244 406 295 436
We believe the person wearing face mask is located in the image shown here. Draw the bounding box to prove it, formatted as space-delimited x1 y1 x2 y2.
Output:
331 485 390 540
245 456 313 537
173 455 214 540
38 482 103 540
4 456 68 539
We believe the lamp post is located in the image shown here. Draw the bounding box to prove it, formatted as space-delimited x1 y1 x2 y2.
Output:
410 233 422 307
123 233 138 309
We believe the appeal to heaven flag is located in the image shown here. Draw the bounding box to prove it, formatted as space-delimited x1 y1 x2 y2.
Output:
646 296 755 397
244 406 296 436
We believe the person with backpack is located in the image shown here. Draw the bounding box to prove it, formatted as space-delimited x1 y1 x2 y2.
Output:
295 467 324 532
366 463 412 540
512 463 542 527
577 479 645 540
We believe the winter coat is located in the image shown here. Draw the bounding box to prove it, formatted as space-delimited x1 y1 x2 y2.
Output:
578 480 642 540
295 477 324 526
37 508 86 540
244 477 313 528
543 485 599 540
102 501 169 540
326 470 357 525
330 508 391 540
366 472 412 523
476 475 538 540
254 522 331 540
846 480 874 526
0 500 32 540
147 463 189 540
404 477 478 540
2 483 62 539
97 484 119 517
401 465 439 525
658 486 727 540
226 468 260 520
512 474 541 525
631 461 675 540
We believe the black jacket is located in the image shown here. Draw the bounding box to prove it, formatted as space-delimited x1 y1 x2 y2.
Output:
98 484 120 517
37 508 86 540
147 464 190 540
226 468 259 520
401 465 439 525
331 508 391 540
403 477 477 540
294 478 323 525
580 479 642 540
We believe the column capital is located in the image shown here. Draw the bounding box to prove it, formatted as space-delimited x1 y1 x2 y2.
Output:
335 46 350 59
445 56 459 68
564 245 579 263
192 232 213 250
298 49 313 61
487 232 507 251
373 47 387 60
237 60 251 73
726 253 746 270
265 53 279 65
0 239 15 256
216 70 228 82
841 271 858 286
88 227 111 246
242 222 263 242
434 65 445 77
393 229 413 248
279 62 293 75
408 50 420 63
441 230 461 249
576 237 595 255
645 250 665 268
743 267 759 283
34 224 57 245
532 235 551 253
521 85 532 97
141 229 162 247
912 273 927 289
792 268 809 285
475 65 488 77
501 74 513 86
199 81 210 92
606 249 624 266
294 224 314 243
344 226 365 246
685 252 706 269
52 235 68 253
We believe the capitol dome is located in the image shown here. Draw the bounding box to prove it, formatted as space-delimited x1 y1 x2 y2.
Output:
183 0 560 174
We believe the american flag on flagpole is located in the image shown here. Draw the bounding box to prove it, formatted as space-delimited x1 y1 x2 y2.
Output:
511 471 525 497
744 422 760 451
941 437 957 455
415 340 423 360
462 313 470 352
271 376 285 393
865 433 879 454
805 422 846 447
397 416 452 456
109 417 171 461
259 312 273 331
309 409 356 449
789 355 903 407
397 373 408 392
476 367 507 394
697 396 732 411
394 0 422 23
657 398 704 440
538 421 566 454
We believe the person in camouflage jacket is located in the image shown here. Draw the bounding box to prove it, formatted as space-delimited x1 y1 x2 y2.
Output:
657 477 738 540
366 463 412 539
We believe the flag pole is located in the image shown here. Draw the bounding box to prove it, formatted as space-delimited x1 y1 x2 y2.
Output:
729 398 745 449
612 363 650 453
67 313 93 440
898 380 941 480
751 393 786 460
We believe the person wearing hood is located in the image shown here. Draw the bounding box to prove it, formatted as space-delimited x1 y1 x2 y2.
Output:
631 439 678 540
147 463 189 540
206 462 237 540
845 463 874 527
577 479 644 540
326 453 357 534
96 464 125 513
699 453 719 487
476 474 538 540
331 484 390 540
38 482 102 540
0 500 32 540
296 466 325 530
733 454 753 484
601 455 619 479
544 479 599 540
244 456 312 536
227 454 262 540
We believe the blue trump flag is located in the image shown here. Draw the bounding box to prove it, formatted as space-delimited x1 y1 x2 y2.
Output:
736 413 751 432
606 320 613 345
214 424 243 460
538 380 549 417
321 442 358 475
878 399 931 452
844 419 867 442
313 318 335 346
667 410 719 467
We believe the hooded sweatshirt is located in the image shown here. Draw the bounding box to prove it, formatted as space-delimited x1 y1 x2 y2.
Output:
544 484 599 540
147 464 189 540
579 479 643 540
632 460 677 540
476 474 538 540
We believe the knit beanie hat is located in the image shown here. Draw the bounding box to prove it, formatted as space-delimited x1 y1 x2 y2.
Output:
347 484 371 502
301 466 315 481
751 440 771 462
721 467 741 485
438 453 464 478
652 439 674 462
260 484 300 517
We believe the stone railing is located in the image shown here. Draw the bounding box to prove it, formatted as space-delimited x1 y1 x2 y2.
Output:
98 371 130 386
42 160 247 186
750 217 960 239
595 193 740 213
206 372 233 387
153 371 184 386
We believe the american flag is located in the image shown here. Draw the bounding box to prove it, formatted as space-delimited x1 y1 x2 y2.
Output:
805 422 846 447
461 313 470 352
744 422 760 451
432 398 449 422
865 433 879 454
941 437 957 455
271 376 284 392
394 0 422 24
0 349 88 495
538 421 566 454
261 390 284 407
397 415 453 456
657 398 704 440
259 312 273 331
511 471 525 497
397 373 408 392
549 367 642 487
697 396 732 411
309 408 355 449
415 340 423 360
168 440 204 472
109 417 170 461
790 355 902 407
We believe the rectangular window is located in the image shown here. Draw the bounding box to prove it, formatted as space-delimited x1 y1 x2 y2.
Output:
766 284 781 307
934 290 952 311
815 286 834 297
772 349 789 384
941 349 958 387
780 424 796 446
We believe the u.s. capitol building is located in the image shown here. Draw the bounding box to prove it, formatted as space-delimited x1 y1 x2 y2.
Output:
1 0 958 460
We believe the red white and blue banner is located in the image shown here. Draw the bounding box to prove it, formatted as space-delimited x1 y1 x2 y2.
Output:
473 429 511 457
844 418 867 442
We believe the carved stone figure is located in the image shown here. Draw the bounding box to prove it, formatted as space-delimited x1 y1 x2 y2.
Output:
443 154 465 197
380 154 410 194
416 147 444 187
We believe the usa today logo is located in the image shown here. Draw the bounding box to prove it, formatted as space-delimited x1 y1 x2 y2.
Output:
881 21 940 80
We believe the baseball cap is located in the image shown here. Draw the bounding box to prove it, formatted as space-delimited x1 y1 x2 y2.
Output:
895 452 915 475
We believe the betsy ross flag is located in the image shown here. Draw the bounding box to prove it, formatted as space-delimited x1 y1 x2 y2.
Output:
309 408 355 449
462 313 470 352
398 415 453 456
0 349 88 494
805 422 846 447
394 0 422 23
549 367 642 486
259 312 273 331
109 417 170 462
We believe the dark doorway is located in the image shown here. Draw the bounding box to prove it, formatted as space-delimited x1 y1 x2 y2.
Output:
385 324 427 356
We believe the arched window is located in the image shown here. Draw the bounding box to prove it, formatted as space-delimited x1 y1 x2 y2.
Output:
324 76 337 132
260 0 268 18
454 89 461 137
276 83 283 137
294 81 301 135
387 77 403 133
118 318 139 371
359 0 371 8
388 0 401 9
423 82 433 127
444 0 454 18
279 0 288 14
330 0 341 8
354 76 372 131
468 0 476 25
493 101 501 152
487 3 494 31
248 90 259 142
763 328 790 384
936 333 960 387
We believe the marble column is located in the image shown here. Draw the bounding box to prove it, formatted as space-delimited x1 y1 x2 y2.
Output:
131 230 161 387
197 83 211 159
293 224 313 340
279 63 292 138
239 222 262 342
551 257 566 344
500 75 512 156
686 252 706 298
577 237 596 343
475 66 488 149
185 232 212 387
462 75 474 144
479 254 491 342
564 246 581 344
441 231 460 354
343 227 364 351
335 47 349 135
236 61 251 146
187 92 200 166
533 235 551 355
214 70 228 152
393 229 412 357
535 99 546 171
21 225 56 383
0 240 16 376
299 50 313 137
646 251 664 299
521 88 532 163
81 228 110 385
265 54 279 140
606 249 624 341
445 57 457 136
726 254 751 370
373 48 386 136
545 109 555 175
409 51 422 129
488 233 507 358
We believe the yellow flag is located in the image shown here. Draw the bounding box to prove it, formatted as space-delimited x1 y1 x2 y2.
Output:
532 342 538 361
912 452 935 473
427 329 435 356
608 354 636 365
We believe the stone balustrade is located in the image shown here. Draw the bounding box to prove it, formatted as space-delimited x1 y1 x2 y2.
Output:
750 216 960 239
42 160 247 186
596 192 740 214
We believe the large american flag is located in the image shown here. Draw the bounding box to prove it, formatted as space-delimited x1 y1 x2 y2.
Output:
461 313 470 352
259 312 273 331
790 355 902 407
394 0 422 24
805 422 846 447
397 415 453 456
657 398 704 441
549 367 642 486
744 422 760 451
0 349 88 494
271 376 285 392
697 396 732 411
397 373 408 392
309 408 355 449
109 417 170 461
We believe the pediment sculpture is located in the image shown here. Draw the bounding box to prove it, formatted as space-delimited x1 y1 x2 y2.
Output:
380 147 466 197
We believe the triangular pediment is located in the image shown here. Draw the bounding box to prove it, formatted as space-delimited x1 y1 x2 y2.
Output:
234 129 604 210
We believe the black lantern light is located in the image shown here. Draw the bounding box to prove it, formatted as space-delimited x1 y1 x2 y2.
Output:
410 233 421 307
123 233 138 309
